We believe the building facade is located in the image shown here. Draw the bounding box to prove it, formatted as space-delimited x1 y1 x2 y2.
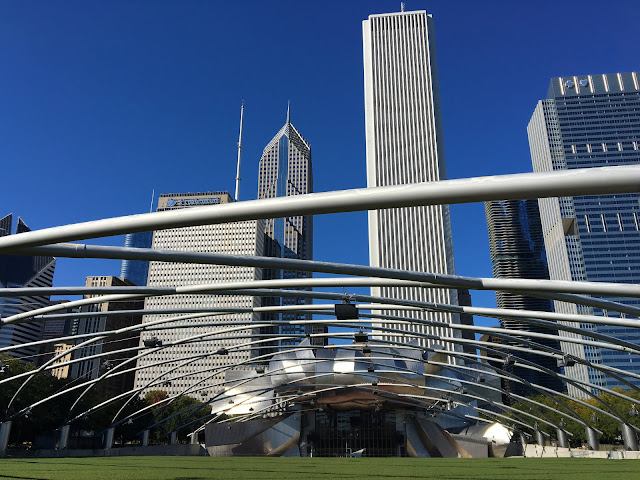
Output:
133 192 264 398
528 72 640 394
68 276 143 399
120 231 153 286
363 10 460 354
257 112 318 345
0 214 56 362
36 299 81 367
485 199 565 395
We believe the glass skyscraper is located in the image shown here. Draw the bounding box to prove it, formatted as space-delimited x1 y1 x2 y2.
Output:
257 111 318 346
485 199 564 395
119 231 152 286
0 214 56 361
528 72 640 394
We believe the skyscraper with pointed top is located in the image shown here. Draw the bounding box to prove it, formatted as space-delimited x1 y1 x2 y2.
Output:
257 107 319 345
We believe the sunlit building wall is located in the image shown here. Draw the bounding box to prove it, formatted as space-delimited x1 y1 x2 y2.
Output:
363 10 460 355
133 192 264 398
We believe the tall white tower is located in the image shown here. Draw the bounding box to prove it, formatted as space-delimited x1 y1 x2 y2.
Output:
363 10 459 353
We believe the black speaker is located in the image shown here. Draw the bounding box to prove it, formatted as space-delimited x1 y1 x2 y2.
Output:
335 303 358 320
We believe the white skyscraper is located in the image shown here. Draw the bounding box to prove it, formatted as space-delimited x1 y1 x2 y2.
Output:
133 192 264 398
363 10 459 353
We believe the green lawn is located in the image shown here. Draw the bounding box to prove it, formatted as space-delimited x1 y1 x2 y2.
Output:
1 457 638 480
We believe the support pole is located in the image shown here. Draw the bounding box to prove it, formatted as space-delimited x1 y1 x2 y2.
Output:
0 421 11 457
58 425 70 450
556 428 569 448
621 423 639 451
519 432 527 447
585 427 600 451
190 432 198 445
104 427 115 449
169 431 177 445
141 429 149 447
535 428 545 447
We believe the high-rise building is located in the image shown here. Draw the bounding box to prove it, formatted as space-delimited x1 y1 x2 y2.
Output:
363 10 460 353
68 276 143 398
37 299 81 367
528 72 640 394
120 231 153 286
485 199 565 395
0 214 56 362
133 192 264 397
455 288 477 357
257 111 319 345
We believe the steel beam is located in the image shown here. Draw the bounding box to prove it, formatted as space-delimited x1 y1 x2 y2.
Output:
0 421 11 457
622 423 639 451
585 427 600 451
1 166 639 251
556 428 569 448
58 425 70 450
104 427 114 449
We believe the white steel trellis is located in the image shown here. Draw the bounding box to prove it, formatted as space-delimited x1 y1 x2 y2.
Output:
2 165 640 454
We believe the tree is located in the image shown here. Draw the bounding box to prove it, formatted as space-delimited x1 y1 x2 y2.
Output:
143 390 208 443
508 388 640 446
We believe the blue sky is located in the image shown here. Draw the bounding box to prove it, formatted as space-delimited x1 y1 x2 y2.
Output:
1 1 638 327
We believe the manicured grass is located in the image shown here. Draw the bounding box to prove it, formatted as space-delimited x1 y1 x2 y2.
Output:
1 457 639 480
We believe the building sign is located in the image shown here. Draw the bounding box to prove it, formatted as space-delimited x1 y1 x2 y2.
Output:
166 197 220 207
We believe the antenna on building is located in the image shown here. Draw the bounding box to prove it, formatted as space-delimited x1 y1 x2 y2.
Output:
234 100 244 202
286 100 290 124
401 2 405 12
149 189 155 213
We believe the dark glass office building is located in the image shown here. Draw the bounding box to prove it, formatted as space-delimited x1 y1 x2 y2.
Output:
485 200 565 396
528 72 640 392
0 214 56 361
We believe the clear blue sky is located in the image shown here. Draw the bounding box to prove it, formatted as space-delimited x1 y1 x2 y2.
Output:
1 1 638 327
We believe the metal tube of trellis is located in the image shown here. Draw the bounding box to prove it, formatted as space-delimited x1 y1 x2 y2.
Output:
16 241 640 319
1 165 640 251
117 346 542 434
7 248 640 308
8 310 624 422
2 304 632 432
65 321 279 417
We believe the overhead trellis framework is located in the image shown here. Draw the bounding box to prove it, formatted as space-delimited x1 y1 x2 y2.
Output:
2 165 640 455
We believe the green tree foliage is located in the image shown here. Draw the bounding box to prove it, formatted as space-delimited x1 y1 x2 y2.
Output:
0 354 150 446
0 353 80 445
143 390 208 443
509 388 640 445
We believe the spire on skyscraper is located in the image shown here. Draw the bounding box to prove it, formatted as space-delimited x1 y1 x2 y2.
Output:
286 100 290 125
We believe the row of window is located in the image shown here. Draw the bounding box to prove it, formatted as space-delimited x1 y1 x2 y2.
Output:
582 212 640 233
569 141 639 154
